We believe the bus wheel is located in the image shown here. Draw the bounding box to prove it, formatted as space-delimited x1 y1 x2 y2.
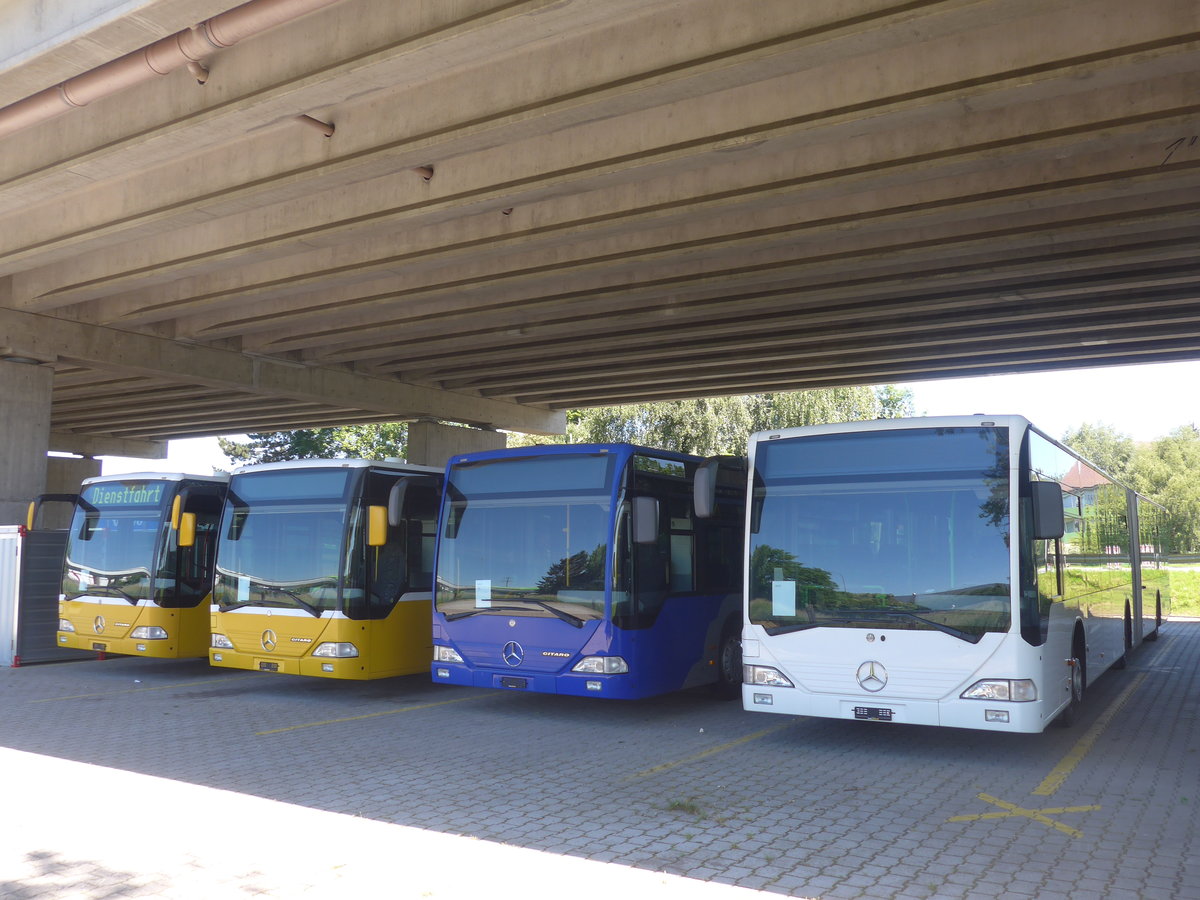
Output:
1113 603 1131 669
1056 652 1085 728
1146 591 1161 641
713 625 742 700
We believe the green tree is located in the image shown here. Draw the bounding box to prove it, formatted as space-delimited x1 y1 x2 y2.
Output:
1060 422 1135 481
1127 425 1200 552
540 386 913 455
219 423 408 466
222 384 916 464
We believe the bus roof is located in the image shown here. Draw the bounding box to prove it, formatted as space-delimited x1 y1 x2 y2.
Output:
230 458 441 476
81 472 229 486
446 443 702 469
748 414 1036 445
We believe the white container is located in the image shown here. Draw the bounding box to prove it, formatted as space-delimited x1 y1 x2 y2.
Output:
0 526 23 667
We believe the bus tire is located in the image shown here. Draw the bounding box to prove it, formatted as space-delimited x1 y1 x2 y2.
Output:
1056 638 1086 728
713 623 742 700
1145 591 1161 641
1113 602 1131 669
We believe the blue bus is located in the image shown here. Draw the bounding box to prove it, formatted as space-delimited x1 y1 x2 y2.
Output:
431 444 745 699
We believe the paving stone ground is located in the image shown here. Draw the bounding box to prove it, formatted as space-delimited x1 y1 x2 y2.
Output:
1 621 1197 898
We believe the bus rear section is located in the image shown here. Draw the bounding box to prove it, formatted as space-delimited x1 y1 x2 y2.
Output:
431 444 745 700
740 416 1165 734
57 474 227 659
208 459 441 679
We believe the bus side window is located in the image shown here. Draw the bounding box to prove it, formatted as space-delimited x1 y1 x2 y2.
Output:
668 496 694 593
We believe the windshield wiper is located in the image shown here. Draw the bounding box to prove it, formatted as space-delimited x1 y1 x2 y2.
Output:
262 585 322 618
525 598 584 628
217 585 324 617
69 584 139 604
444 604 533 621
765 621 820 636
444 599 585 627
879 610 978 643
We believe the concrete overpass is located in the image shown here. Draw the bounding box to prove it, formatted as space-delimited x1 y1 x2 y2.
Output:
2 0 1198 517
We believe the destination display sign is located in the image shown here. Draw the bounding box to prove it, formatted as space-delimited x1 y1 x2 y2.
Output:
82 482 167 508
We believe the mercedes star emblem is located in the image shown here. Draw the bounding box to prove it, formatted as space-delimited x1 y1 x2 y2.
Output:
261 629 277 652
93 615 105 634
502 641 524 667
856 660 888 692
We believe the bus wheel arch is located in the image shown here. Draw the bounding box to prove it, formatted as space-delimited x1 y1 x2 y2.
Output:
713 619 742 700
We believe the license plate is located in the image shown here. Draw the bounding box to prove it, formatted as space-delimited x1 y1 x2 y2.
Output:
499 676 527 689
854 706 893 722
259 661 279 672
92 642 107 651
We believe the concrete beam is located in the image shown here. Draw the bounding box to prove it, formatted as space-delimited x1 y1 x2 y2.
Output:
0 307 564 434
48 432 168 459
0 1 241 106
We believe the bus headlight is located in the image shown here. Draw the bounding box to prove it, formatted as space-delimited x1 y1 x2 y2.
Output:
961 679 1037 702
744 665 793 688
131 626 168 640
313 642 359 658
434 645 463 663
211 633 234 649
572 656 629 674
59 619 75 633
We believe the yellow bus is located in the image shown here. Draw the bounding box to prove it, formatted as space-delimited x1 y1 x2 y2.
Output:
208 459 442 679
57 473 229 659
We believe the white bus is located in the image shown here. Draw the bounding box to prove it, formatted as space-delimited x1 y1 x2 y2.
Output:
737 415 1170 733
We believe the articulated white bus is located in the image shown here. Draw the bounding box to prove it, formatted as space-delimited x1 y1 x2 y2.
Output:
738 415 1170 733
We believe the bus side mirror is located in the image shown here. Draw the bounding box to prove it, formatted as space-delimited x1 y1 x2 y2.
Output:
178 512 197 548
171 495 183 530
388 480 409 527
368 505 388 546
1031 481 1065 540
632 496 659 545
694 460 718 519
694 455 746 518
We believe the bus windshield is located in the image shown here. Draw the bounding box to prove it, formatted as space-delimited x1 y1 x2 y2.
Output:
751 427 1012 641
213 468 352 616
435 454 613 624
62 481 172 603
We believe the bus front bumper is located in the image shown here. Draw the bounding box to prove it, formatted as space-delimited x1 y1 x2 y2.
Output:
57 631 194 659
431 662 644 699
743 685 1052 733
209 649 371 679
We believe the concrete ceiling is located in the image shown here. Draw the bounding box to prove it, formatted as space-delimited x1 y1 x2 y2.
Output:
1 0 1198 454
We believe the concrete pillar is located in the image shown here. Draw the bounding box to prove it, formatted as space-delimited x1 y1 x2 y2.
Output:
0 360 52 525
406 420 505 468
39 455 101 529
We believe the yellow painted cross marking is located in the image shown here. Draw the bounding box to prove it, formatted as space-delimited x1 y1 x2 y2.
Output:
947 671 1148 838
255 694 483 735
947 793 1101 839
627 722 796 779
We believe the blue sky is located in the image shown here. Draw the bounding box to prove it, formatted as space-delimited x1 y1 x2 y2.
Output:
99 359 1200 476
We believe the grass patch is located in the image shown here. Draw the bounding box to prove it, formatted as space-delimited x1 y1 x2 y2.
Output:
1166 568 1200 617
665 798 706 819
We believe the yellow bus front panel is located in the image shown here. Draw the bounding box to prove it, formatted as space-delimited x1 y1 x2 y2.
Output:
209 597 432 679
58 598 210 659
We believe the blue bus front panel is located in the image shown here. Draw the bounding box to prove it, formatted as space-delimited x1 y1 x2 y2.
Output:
432 592 732 700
